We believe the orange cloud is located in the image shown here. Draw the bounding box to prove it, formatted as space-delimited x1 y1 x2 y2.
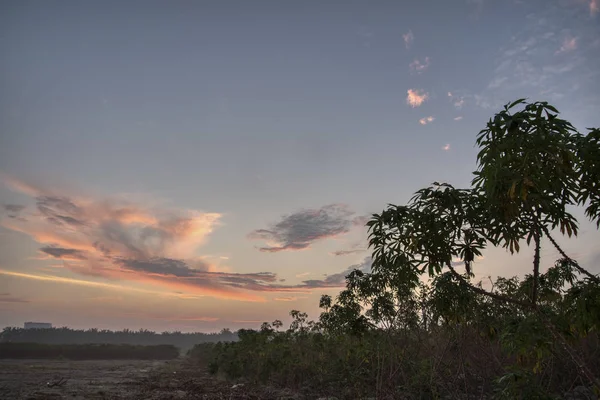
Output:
2 176 359 301
137 274 268 302
0 173 43 196
1 222 97 253
0 269 164 295
419 116 435 125
406 89 428 107
106 207 158 225
0 267 267 302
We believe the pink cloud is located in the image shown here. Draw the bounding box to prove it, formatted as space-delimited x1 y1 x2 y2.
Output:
409 57 430 73
591 0 599 15
556 37 577 54
403 30 414 49
443 144 451 151
406 89 429 107
0 172 44 196
2 176 361 300
454 116 463 121
419 116 435 125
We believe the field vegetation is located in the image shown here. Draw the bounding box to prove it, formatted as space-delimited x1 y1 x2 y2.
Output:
0 342 180 360
0 326 237 353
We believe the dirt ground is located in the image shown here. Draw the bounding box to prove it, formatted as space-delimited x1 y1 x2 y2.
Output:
0 359 304 400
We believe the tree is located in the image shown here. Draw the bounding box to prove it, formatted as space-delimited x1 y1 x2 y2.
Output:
363 99 600 387
472 99 599 302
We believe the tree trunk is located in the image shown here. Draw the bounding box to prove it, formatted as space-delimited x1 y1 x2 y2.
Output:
532 229 541 306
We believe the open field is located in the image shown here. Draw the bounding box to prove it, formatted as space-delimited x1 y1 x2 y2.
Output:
0 359 172 399
0 358 304 400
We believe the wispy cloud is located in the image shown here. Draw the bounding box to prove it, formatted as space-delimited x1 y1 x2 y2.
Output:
409 57 430 73
1 176 376 299
443 144 451 151
487 76 508 89
3 204 25 214
0 292 30 304
467 0 485 18
454 116 464 121
357 26 374 47
589 0 599 15
403 30 414 49
118 312 220 322
406 89 428 107
419 116 435 125
447 92 465 108
0 269 183 297
300 257 371 289
1 175 334 301
331 249 365 256
232 320 263 324
555 36 577 54
476 5 598 112
40 246 88 261
2 204 27 222
274 296 306 302
248 204 364 252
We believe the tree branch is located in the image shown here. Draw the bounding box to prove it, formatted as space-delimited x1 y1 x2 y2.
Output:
541 225 600 284
445 262 534 309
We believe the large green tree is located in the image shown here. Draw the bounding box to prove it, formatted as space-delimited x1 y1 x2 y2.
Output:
359 99 600 387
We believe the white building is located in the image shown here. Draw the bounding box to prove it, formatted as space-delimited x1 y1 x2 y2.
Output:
24 322 52 329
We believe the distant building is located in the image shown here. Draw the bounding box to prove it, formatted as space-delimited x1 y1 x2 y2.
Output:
24 322 52 329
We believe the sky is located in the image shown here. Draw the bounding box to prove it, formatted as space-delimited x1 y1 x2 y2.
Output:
1 0 599 333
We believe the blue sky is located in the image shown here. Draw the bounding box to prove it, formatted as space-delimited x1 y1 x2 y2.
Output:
1 0 599 332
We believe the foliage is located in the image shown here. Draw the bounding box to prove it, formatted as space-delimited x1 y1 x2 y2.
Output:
188 99 600 399
193 271 599 398
0 342 180 360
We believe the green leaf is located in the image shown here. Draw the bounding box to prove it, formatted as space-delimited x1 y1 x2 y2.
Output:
507 98 527 110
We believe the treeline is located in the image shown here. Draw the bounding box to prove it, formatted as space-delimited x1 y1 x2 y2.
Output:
0 342 179 360
189 268 600 399
0 327 238 352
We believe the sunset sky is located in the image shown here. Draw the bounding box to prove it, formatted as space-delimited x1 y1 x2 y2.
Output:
1 0 599 333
